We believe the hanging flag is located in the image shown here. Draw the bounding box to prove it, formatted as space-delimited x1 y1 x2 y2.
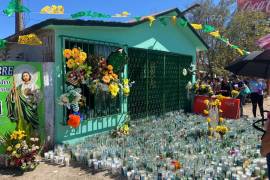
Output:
3 0 30 16
112 11 130 17
147 16 155 27
40 5 64 14
18 34 42 46
202 25 215 33
159 17 167 26
177 19 188 27
191 24 203 30
134 16 141 22
0 39 7 49
71 11 111 19
171 16 177 25
209 31 221 38
236 48 244 55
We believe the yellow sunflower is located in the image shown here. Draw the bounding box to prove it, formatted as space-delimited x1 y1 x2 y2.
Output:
123 78 129 85
79 52 87 61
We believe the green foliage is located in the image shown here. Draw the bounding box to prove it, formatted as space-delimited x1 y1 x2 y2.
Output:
187 0 270 76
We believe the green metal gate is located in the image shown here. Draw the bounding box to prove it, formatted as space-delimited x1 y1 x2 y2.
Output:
128 48 192 119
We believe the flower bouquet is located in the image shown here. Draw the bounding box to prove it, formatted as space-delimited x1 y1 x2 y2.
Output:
4 130 40 171
89 55 133 98
231 90 239 98
63 48 91 86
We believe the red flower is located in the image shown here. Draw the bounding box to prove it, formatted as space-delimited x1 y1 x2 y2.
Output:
67 114 81 128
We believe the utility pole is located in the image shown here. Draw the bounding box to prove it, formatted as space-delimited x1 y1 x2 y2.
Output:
15 0 24 33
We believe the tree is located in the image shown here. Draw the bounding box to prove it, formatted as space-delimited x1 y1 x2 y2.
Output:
187 0 270 77
187 0 235 78
214 11 270 75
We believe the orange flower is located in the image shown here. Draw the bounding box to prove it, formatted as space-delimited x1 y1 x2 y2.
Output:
109 74 115 80
171 160 181 170
67 114 80 128
107 65 113 71
66 59 75 69
74 58 81 65
63 49 72 59
112 73 118 79
108 70 113 74
102 75 111 83
72 48 80 58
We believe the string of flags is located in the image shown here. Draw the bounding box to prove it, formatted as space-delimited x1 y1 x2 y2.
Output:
0 0 249 55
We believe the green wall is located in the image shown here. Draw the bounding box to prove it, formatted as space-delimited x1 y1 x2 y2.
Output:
50 14 206 144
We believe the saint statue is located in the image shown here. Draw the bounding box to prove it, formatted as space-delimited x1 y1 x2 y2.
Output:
6 72 40 136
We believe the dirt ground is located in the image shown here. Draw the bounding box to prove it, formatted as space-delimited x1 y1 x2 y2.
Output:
1 97 270 180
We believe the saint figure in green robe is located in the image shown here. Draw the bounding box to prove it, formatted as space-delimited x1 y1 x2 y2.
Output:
6 72 39 136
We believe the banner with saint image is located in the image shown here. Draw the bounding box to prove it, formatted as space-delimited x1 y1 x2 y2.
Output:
0 61 44 140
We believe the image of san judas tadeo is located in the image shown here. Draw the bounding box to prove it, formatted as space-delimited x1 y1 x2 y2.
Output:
6 65 42 136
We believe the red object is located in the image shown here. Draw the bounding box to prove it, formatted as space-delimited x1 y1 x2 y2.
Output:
193 95 210 116
237 0 270 14
220 98 240 119
67 114 81 128
193 95 240 119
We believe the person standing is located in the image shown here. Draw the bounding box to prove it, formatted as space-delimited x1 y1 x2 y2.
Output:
232 76 246 117
220 77 231 97
249 78 266 119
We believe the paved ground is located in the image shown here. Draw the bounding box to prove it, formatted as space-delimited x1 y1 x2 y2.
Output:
1 97 270 180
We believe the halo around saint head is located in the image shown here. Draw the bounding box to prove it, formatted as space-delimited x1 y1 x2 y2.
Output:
13 64 39 87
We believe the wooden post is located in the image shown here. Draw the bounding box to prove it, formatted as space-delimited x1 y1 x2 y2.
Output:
15 0 24 33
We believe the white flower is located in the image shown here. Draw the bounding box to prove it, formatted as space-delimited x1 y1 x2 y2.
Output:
35 146 39 150
30 138 35 142
182 68 188 76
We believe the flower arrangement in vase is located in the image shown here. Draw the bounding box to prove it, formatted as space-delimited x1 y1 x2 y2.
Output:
204 95 229 140
186 81 214 97
88 54 133 98
2 130 40 171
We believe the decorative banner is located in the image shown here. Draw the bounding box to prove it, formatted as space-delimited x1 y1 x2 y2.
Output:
0 61 44 153
147 16 155 27
40 5 64 14
191 24 203 30
177 19 188 27
159 17 167 26
237 0 270 15
202 25 215 33
0 39 7 49
209 31 221 38
71 11 111 19
171 16 177 25
3 0 30 17
134 16 141 22
18 34 42 46
112 11 130 18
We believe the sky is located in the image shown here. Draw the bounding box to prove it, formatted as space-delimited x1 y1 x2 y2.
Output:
0 0 197 38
